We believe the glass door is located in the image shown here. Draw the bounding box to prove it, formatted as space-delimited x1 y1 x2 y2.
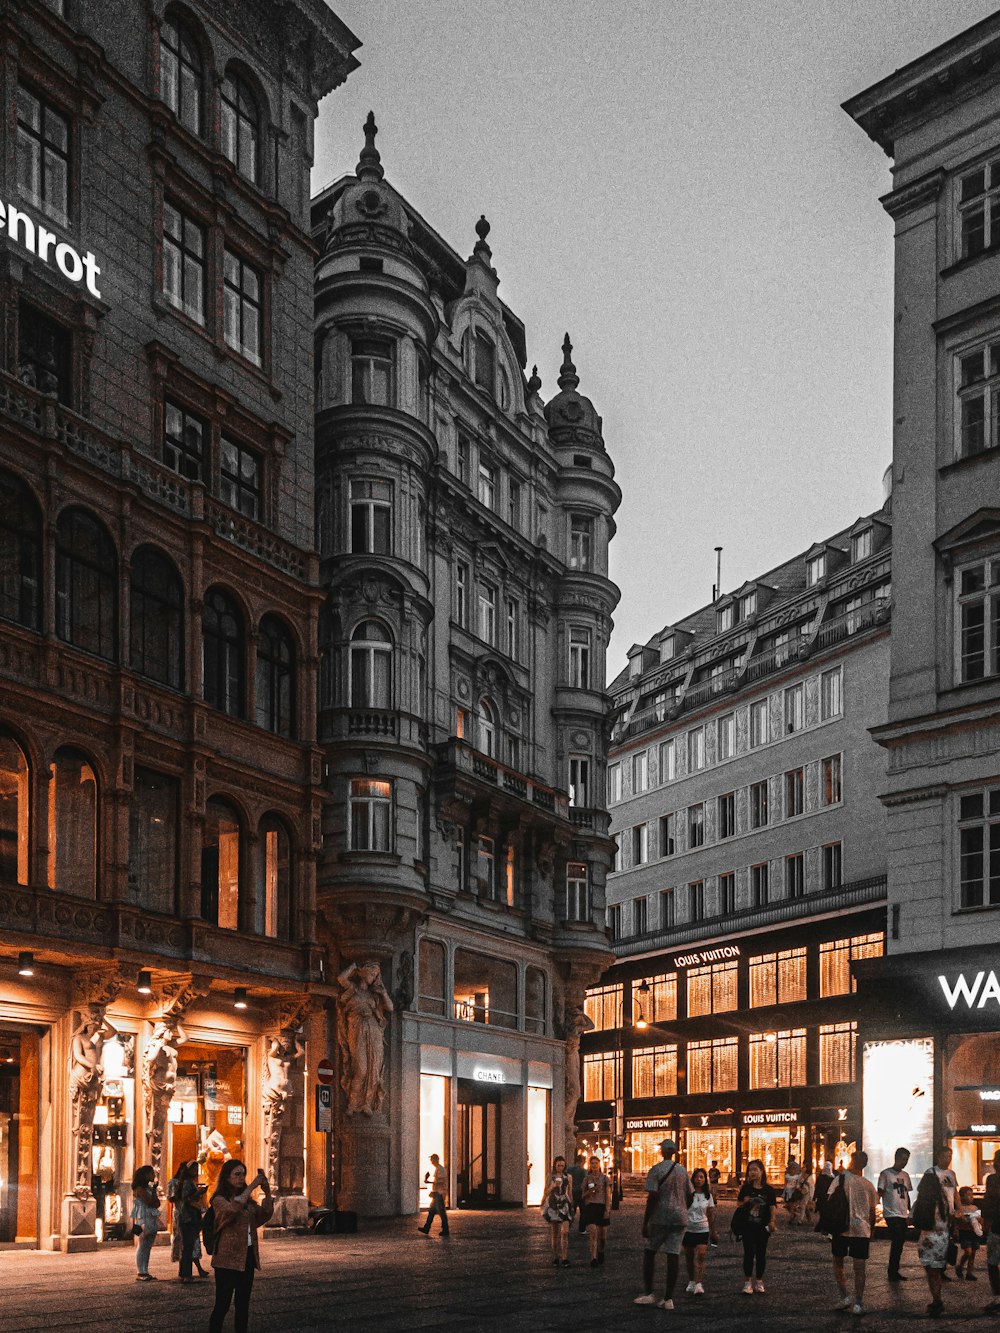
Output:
457 1082 499 1205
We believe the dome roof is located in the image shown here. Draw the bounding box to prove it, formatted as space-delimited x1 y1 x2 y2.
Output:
544 334 603 446
323 111 410 250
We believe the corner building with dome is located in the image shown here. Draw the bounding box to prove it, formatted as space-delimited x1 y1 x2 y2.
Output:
312 115 621 1216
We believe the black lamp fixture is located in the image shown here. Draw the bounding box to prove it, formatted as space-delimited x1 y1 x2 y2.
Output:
137 969 152 995
234 987 248 1011
634 978 650 1029
17 951 34 977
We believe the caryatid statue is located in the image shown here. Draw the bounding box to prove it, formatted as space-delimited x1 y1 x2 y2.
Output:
337 960 394 1115
69 1006 118 1197
142 1016 187 1185
563 1004 595 1155
261 1028 305 1191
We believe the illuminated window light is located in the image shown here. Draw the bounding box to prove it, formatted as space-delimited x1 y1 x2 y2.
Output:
17 952 34 977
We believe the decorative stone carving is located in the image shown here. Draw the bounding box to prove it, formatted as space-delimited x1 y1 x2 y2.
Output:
337 960 394 1116
563 1005 595 1156
69 1006 118 1199
142 1017 188 1185
262 1028 305 1192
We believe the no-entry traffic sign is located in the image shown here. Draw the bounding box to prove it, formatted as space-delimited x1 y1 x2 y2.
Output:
316 1058 334 1085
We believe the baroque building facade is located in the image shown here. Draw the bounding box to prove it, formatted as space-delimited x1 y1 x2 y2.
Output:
311 116 620 1216
0 0 359 1248
580 504 891 1184
846 12 1000 1189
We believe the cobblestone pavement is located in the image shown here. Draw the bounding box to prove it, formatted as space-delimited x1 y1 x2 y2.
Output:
0 1203 995 1332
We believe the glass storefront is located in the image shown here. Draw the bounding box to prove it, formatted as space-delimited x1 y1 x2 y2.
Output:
946 1031 1000 1188
684 1127 736 1179
526 1086 548 1206
0 1028 39 1246
91 1031 136 1241
743 1126 795 1178
167 1043 246 1193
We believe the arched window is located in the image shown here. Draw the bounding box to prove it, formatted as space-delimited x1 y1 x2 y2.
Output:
350 621 392 709
0 731 29 885
56 509 117 660
258 815 291 939
48 747 97 898
0 469 42 631
256 614 295 738
221 71 259 183
161 13 203 136
202 588 244 717
477 697 496 757
202 797 241 930
130 547 184 689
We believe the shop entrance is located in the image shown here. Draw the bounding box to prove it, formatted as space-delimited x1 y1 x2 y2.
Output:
684 1128 736 1181
456 1080 500 1206
168 1043 246 1193
744 1127 792 1179
0 1028 39 1247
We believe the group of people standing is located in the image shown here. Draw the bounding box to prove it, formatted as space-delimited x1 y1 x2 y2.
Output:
541 1152 614 1267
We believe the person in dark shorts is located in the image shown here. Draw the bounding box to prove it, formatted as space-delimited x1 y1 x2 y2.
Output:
831 1149 878 1317
682 1166 718 1296
581 1155 611 1267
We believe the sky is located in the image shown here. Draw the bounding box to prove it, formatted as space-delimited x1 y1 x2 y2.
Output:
312 0 999 682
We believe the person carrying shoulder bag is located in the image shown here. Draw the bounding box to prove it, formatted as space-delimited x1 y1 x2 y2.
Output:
208 1159 274 1333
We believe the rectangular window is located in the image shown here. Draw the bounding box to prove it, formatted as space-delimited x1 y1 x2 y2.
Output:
687 1036 738 1094
351 338 393 406
508 479 521 530
633 896 648 936
821 667 843 719
583 984 621 1033
634 973 677 1024
822 754 842 805
474 332 496 393
785 853 805 898
632 1045 678 1099
687 726 705 772
223 249 262 365
350 478 392 554
568 756 590 808
349 777 392 851
822 841 842 890
457 436 470 485
659 812 675 857
631 824 648 866
717 791 736 839
785 767 804 817
163 201 205 323
717 603 734 632
659 739 676 782
749 1029 807 1089
568 627 591 689
719 871 736 914
632 751 648 794
959 341 1000 458
959 788 1000 907
660 888 675 928
477 835 496 897
569 515 593 570
750 698 768 747
607 763 622 804
750 780 769 829
505 597 519 659
851 529 873 562
751 861 769 906
220 437 261 520
687 803 704 849
784 684 804 734
17 302 71 405
477 460 496 510
477 583 496 644
959 159 1000 259
687 960 738 1017
806 552 826 586
777 946 807 1002
582 1052 621 1101
820 1021 858 1084
718 712 735 760
819 931 884 997
163 399 205 481
688 880 704 921
456 562 469 627
565 862 589 921
958 561 1000 681
749 952 776 1007
16 84 70 223
741 590 757 620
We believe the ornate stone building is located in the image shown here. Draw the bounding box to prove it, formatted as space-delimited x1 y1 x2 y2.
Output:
0 0 359 1248
312 116 621 1216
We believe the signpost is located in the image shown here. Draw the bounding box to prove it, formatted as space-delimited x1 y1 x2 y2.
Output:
316 1058 334 1085
315 1084 333 1133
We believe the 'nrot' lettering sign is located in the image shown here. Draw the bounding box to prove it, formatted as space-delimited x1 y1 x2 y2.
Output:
0 198 102 299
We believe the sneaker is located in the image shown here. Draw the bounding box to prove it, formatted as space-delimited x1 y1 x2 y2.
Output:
742 1280 754 1294
657 1299 674 1311
754 1279 765 1293
685 1281 696 1294
851 1304 863 1317
693 1283 705 1296
633 1293 658 1305
834 1295 852 1310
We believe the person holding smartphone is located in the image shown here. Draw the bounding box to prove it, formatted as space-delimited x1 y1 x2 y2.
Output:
208 1159 274 1333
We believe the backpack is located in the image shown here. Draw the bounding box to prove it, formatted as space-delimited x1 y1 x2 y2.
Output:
815 1175 849 1235
200 1204 216 1254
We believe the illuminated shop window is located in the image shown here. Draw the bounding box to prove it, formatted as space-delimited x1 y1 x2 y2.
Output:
819 1021 857 1084
748 947 807 1008
584 984 621 1033
687 960 738 1018
453 948 516 1029
0 732 30 885
749 1029 806 1089
582 1051 621 1101
130 547 183 690
819 932 883 997
201 797 241 930
632 1045 677 1098
0 469 42 631
687 1036 738 1094
632 973 677 1024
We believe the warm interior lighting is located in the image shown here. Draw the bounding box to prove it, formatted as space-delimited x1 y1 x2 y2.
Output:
17 951 34 977
764 1031 777 1043
137 970 152 995
234 987 248 1010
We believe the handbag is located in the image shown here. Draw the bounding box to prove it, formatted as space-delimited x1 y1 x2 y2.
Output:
131 1222 143 1238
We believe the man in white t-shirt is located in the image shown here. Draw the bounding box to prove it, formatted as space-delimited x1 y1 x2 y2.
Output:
633 1138 691 1312
877 1147 912 1282
831 1150 879 1317
933 1145 958 1214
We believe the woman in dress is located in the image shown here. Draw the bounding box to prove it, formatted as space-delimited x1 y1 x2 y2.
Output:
541 1154 574 1267
683 1166 718 1295
580 1154 611 1267
736 1158 777 1294
130 1164 161 1282
915 1168 951 1318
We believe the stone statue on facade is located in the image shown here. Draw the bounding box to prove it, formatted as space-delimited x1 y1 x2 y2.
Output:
69 1006 118 1197
142 1016 187 1184
563 1005 595 1155
262 1028 305 1191
337 960 394 1115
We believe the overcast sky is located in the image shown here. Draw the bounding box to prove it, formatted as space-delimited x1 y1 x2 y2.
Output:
313 0 998 682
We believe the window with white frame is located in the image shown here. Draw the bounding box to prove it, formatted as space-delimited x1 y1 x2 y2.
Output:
631 823 648 865
687 726 705 772
477 583 496 644
806 552 826 586
718 712 735 760
477 460 496 510
17 84 71 224
957 338 1000 458
633 896 648 935
349 778 391 851
822 754 842 805
785 853 804 898
687 803 704 849
505 597 519 659
659 738 676 782
476 697 497 756
959 788 1000 908
784 683 804 734
851 528 873 562
718 791 736 839
750 698 768 747
958 158 1000 260
568 627 591 688
566 862 589 921
569 514 593 570
717 602 734 632
455 561 469 627
477 835 496 897
349 621 392 708
719 871 736 914
750 780 768 828
223 249 262 365
820 667 842 719
568 755 590 808
608 762 622 804
751 861 769 906
350 478 392 554
785 767 804 817
659 812 675 857
351 337 393 406
822 841 842 891
660 887 675 927
958 559 1000 681
740 589 757 620
163 201 205 323
660 635 674 662
633 750 648 794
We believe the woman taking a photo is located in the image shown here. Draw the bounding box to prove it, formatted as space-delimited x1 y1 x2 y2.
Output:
130 1164 161 1282
581 1154 612 1267
541 1154 574 1267
208 1159 274 1333
735 1158 777 1294
683 1166 718 1295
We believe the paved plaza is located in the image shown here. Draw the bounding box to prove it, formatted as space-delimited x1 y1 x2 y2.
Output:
0 1203 994 1332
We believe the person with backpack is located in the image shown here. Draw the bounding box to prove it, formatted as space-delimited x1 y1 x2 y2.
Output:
830 1150 878 1317
208 1159 274 1333
633 1137 691 1310
912 1153 953 1319
734 1158 777 1294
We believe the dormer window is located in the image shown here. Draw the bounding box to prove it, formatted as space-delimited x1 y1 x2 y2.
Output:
660 635 674 663
351 337 393 406
717 603 734 633
851 528 873 563
474 332 496 394
740 590 757 620
806 553 826 587
628 653 642 679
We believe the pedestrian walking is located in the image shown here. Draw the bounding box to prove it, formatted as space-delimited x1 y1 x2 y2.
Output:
418 1153 449 1236
830 1149 878 1317
783 1155 802 1205
207 1159 274 1333
633 1137 691 1311
815 1160 835 1212
708 1161 721 1188
130 1165 162 1282
787 1161 814 1226
541 1155 574 1267
734 1159 776 1294
981 1149 1000 1312
581 1154 611 1267
567 1152 588 1234
877 1146 913 1283
175 1159 208 1282
955 1185 983 1279
913 1154 953 1319
682 1166 717 1296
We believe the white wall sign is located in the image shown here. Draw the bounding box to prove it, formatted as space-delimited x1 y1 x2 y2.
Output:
474 1068 504 1084
672 945 741 969
938 971 1000 1009
742 1110 798 1126
0 197 102 298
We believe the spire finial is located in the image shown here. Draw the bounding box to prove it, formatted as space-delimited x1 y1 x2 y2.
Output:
558 332 579 391
527 364 542 395
357 110 384 182
473 213 492 262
